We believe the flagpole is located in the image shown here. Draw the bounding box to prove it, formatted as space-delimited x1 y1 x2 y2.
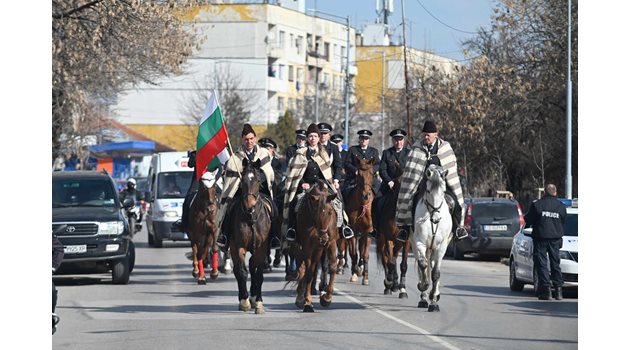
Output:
214 89 242 180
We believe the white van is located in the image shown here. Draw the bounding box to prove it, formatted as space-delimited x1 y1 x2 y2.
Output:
145 152 193 247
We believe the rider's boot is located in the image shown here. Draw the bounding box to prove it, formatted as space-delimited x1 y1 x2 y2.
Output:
269 234 281 250
396 226 410 242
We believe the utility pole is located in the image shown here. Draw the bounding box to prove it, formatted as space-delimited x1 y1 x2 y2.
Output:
565 0 572 198
381 50 386 152
401 0 412 140
314 0 319 124
344 15 350 145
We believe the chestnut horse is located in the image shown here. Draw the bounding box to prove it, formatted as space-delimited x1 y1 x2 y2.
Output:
227 158 273 314
341 157 376 285
187 171 220 284
375 160 411 298
292 180 339 312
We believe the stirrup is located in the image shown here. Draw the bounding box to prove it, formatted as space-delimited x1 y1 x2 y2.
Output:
396 228 409 242
341 225 354 239
368 230 377 240
217 234 228 249
455 227 469 240
286 228 296 242
270 236 281 250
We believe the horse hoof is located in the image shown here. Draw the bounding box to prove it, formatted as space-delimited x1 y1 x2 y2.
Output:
428 304 440 312
295 298 305 309
320 295 332 307
197 278 207 285
239 299 251 312
391 285 400 293
399 292 408 299
255 301 265 314
350 274 358 282
362 278 369 286
193 271 199 278
303 304 315 313
210 270 219 280
384 288 392 295
418 300 429 308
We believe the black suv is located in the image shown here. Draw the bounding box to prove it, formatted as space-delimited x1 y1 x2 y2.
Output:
52 170 135 284
450 197 524 260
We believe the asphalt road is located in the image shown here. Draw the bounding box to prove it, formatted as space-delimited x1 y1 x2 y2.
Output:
53 226 578 350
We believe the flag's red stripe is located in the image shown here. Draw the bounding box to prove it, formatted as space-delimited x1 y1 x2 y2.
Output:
196 124 228 179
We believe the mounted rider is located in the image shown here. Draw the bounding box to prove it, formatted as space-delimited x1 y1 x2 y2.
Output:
395 120 468 242
216 124 281 250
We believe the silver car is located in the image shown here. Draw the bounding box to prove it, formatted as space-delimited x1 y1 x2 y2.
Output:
509 202 578 292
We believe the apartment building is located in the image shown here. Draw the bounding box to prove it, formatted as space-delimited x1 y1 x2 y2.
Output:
114 1 357 151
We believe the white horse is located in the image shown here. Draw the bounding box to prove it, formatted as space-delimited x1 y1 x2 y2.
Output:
411 164 453 312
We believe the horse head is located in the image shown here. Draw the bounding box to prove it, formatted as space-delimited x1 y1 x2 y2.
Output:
307 180 337 246
241 158 262 212
199 170 219 215
424 165 447 214
355 156 375 202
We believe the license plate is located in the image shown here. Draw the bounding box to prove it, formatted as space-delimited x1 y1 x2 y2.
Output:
484 225 507 231
64 245 87 254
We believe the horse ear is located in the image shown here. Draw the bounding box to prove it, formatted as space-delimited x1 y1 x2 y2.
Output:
242 157 249 168
327 192 337 202
254 159 262 168
369 157 376 165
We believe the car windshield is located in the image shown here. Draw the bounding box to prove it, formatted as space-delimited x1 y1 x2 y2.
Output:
473 202 517 219
157 172 192 199
564 213 578 237
52 178 116 208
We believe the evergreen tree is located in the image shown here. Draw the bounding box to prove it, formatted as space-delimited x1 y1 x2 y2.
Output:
262 110 298 156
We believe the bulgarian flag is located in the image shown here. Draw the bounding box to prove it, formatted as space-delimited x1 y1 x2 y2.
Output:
196 90 230 180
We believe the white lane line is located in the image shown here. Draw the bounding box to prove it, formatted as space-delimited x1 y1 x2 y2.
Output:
336 290 461 350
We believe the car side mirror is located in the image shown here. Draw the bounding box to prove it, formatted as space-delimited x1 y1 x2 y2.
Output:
122 198 135 209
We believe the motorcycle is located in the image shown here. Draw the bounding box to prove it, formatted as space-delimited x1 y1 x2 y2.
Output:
122 196 143 237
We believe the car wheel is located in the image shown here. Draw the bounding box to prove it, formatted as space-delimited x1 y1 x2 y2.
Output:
128 217 136 237
148 229 154 247
127 241 136 273
509 259 525 291
111 258 130 284
453 242 465 260
533 269 540 295
152 223 163 248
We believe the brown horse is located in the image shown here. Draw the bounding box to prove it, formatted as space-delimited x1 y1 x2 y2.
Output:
375 160 411 298
187 172 220 284
342 157 376 285
292 180 338 312
227 158 273 314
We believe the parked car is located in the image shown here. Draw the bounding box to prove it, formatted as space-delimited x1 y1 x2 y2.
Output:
509 199 578 292
52 170 135 284
450 197 524 259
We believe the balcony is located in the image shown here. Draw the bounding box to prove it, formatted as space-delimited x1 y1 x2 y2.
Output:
267 45 284 59
267 77 288 93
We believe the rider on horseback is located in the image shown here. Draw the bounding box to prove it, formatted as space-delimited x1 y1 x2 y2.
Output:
216 124 282 250
395 120 469 242
283 123 349 241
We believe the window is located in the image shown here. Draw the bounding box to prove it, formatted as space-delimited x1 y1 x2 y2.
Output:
296 67 303 82
278 30 285 48
278 64 286 80
333 44 338 64
332 74 337 90
341 46 346 66
277 96 284 111
289 33 294 49
297 35 304 54
288 65 294 82
157 172 191 199
324 42 330 61
288 98 294 110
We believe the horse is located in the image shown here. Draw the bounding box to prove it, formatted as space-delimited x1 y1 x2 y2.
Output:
186 170 220 284
342 157 376 285
411 164 452 312
292 180 339 312
375 159 411 298
227 158 273 314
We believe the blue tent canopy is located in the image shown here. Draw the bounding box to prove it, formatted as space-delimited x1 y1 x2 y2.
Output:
89 141 155 154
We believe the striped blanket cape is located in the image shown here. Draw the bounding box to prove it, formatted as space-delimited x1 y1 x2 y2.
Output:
282 145 336 233
395 138 464 227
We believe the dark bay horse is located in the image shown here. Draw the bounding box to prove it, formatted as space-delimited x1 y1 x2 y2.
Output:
375 160 411 298
342 157 376 285
187 171 220 284
227 158 273 314
292 180 339 312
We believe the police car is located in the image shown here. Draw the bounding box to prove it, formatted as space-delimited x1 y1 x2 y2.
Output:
509 198 578 293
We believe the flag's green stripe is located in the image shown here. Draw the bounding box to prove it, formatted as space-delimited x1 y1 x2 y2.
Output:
196 107 223 149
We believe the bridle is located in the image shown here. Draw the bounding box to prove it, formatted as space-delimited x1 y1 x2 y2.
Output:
306 187 332 246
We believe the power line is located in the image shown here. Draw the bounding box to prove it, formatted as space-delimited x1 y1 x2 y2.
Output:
414 0 477 35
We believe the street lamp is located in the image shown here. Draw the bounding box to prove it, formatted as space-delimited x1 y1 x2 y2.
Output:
308 9 351 144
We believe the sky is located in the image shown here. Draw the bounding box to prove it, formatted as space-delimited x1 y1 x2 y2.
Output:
306 0 495 62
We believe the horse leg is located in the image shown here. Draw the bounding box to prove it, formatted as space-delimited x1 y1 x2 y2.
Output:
390 241 400 292
302 257 317 313
348 237 360 282
360 235 370 286
428 263 441 312
319 254 329 295
231 248 250 311
295 252 306 309
413 243 430 308
321 243 338 307
196 243 207 285
250 253 266 315
191 244 199 279
398 240 410 299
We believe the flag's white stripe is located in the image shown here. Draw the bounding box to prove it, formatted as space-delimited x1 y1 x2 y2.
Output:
199 91 219 126
217 148 230 163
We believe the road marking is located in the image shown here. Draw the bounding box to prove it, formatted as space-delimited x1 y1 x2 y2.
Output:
336 290 461 350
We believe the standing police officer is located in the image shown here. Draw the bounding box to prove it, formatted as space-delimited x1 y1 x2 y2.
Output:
524 183 567 300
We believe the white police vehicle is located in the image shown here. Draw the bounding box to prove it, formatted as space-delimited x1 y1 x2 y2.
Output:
509 198 578 292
